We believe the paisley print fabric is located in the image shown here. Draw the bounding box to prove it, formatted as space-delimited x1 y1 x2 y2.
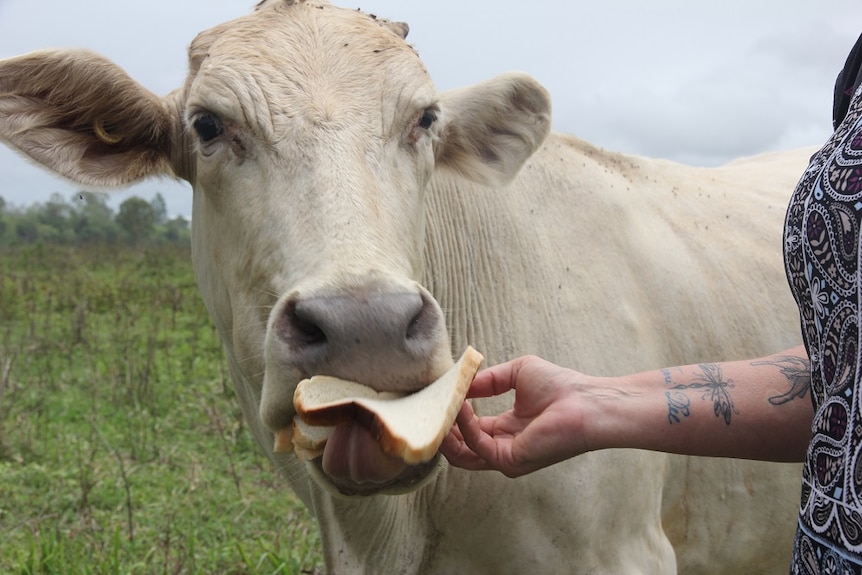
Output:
785 77 862 572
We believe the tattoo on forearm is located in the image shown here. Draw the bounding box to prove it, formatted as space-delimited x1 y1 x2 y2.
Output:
661 368 676 387
695 364 737 425
663 364 737 425
665 390 691 424
751 355 811 406
663 368 690 424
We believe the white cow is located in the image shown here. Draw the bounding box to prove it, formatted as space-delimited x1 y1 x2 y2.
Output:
0 1 810 573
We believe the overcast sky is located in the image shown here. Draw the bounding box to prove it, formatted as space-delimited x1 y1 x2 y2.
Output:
1 0 860 218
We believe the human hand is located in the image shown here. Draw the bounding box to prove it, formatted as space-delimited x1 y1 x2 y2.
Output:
440 355 589 477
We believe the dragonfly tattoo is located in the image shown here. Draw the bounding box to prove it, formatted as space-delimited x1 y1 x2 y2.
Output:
664 364 737 425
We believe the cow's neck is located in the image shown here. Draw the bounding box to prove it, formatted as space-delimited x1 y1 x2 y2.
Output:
309 488 432 572
422 167 569 369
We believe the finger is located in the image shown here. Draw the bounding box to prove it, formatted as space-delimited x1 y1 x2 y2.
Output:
457 402 511 438
455 399 477 424
467 360 522 398
439 430 491 471
447 421 465 443
448 402 509 438
456 401 510 468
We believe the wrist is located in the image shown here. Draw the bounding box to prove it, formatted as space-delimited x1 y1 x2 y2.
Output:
566 373 648 454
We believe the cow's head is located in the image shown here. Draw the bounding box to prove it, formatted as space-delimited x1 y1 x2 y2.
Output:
0 0 550 496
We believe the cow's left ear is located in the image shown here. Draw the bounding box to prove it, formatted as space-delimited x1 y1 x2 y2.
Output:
0 49 181 188
436 73 551 187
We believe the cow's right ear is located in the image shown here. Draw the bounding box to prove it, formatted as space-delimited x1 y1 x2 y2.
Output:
0 49 181 189
435 72 551 187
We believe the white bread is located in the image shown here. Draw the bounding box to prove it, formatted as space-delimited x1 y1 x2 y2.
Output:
292 417 333 461
273 412 333 460
290 346 483 464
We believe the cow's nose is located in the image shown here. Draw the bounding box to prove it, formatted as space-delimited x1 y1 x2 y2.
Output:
275 289 443 392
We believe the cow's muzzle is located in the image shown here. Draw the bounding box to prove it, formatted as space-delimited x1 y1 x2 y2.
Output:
274 284 446 392
260 279 453 494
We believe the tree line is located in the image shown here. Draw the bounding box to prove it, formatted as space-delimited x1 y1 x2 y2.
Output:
0 192 190 247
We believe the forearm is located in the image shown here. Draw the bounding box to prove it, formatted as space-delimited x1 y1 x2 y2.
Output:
582 345 813 462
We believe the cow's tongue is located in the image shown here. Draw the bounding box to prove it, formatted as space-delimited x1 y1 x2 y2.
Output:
321 421 407 485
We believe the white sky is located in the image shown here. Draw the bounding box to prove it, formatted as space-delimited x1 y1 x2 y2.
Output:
1 0 860 218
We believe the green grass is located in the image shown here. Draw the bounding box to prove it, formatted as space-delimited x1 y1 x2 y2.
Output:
0 243 323 574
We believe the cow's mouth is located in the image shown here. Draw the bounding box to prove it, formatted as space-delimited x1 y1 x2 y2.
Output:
309 456 440 497
281 346 482 496
305 420 441 496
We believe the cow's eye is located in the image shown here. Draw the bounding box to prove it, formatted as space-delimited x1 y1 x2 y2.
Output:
193 113 224 143
417 109 437 130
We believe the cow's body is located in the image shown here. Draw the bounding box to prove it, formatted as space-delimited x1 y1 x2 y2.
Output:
422 134 809 574
0 1 810 573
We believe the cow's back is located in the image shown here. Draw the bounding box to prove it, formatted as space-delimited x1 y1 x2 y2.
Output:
425 133 812 573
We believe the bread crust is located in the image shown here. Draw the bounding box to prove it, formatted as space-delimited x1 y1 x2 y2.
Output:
291 346 483 464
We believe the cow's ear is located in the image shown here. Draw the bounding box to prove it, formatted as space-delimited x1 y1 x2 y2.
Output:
0 49 181 188
436 73 551 187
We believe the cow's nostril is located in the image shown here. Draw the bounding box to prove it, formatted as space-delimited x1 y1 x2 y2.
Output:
293 315 327 346
405 293 438 341
281 299 327 347
274 288 445 391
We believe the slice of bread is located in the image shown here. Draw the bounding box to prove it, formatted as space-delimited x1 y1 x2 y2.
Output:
273 413 337 461
273 412 332 459
291 417 334 461
292 346 483 464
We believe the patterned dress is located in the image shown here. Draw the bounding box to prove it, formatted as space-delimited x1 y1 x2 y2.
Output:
784 34 862 574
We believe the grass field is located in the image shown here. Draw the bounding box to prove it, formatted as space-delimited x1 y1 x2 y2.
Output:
0 244 324 574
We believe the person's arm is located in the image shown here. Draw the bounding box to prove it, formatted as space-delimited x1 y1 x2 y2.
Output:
440 345 813 478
